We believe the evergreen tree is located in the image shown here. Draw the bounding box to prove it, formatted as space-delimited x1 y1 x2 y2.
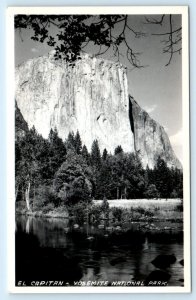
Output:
170 167 183 198
66 131 75 150
114 145 123 155
35 135 51 181
81 144 90 164
123 153 145 199
91 140 101 169
95 160 112 199
107 152 128 199
154 157 171 198
74 130 82 154
48 127 67 176
102 148 108 161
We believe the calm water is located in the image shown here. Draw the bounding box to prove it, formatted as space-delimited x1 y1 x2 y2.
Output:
15 215 184 287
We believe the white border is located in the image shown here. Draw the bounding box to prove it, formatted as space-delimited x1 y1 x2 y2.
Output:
7 6 190 293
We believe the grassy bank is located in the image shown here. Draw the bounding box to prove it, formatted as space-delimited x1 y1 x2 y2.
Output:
16 198 183 228
94 199 183 222
15 202 69 219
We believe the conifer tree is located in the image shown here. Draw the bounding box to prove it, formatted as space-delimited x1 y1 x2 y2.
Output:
91 140 101 169
102 148 108 161
66 131 75 150
48 127 67 177
114 145 123 155
75 130 82 154
82 144 90 164
154 157 171 198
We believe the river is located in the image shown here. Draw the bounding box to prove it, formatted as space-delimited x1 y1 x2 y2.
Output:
15 215 184 287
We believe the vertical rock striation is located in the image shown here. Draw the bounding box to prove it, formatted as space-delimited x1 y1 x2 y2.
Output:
129 96 182 169
15 52 135 154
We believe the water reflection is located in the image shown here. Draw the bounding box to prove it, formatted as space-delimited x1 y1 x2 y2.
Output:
15 215 184 287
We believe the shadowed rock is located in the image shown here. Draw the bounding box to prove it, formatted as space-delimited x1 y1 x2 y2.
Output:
151 254 176 269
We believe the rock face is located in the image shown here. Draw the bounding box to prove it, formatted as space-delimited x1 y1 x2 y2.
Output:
129 96 182 169
15 52 134 154
15 52 182 169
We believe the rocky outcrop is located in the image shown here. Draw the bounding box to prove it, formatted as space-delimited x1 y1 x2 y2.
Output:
129 96 182 169
15 52 134 154
15 52 182 169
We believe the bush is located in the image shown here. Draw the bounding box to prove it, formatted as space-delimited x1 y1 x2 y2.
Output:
132 206 145 215
68 201 87 225
42 202 55 214
175 204 183 212
89 205 102 223
144 210 154 217
111 207 123 222
33 184 57 210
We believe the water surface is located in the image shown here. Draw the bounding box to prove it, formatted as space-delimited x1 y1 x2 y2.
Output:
15 215 184 287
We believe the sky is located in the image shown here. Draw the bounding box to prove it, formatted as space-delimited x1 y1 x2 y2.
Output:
15 14 183 163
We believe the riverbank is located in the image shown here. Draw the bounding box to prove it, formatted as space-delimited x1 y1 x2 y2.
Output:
16 199 183 230
16 204 69 219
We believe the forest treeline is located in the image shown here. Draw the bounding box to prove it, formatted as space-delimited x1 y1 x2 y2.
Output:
15 106 183 211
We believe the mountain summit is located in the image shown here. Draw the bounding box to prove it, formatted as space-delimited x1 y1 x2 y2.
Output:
15 52 182 169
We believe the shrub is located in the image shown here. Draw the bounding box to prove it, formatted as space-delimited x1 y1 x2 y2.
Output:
68 201 87 225
111 207 123 222
33 184 57 210
42 202 55 214
89 205 102 223
175 204 183 212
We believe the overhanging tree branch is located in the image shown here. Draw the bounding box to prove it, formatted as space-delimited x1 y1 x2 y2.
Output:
144 14 182 66
15 14 182 67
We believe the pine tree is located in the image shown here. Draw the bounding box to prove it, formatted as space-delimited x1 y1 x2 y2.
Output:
75 130 82 154
91 140 101 169
95 160 112 199
82 144 90 164
102 148 108 161
66 131 75 150
154 157 171 198
123 153 145 198
48 127 67 177
114 145 123 155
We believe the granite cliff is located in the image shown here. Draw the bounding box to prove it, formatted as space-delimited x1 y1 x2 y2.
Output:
15 52 181 169
15 52 134 154
129 96 182 169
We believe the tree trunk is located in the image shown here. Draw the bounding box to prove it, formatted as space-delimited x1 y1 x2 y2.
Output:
25 181 31 211
117 187 119 200
124 187 127 199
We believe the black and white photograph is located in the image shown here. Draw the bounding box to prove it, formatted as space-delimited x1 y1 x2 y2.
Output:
7 6 190 293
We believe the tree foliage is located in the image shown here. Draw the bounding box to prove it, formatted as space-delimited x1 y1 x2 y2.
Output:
15 120 183 211
15 14 181 67
53 149 93 205
91 139 101 169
